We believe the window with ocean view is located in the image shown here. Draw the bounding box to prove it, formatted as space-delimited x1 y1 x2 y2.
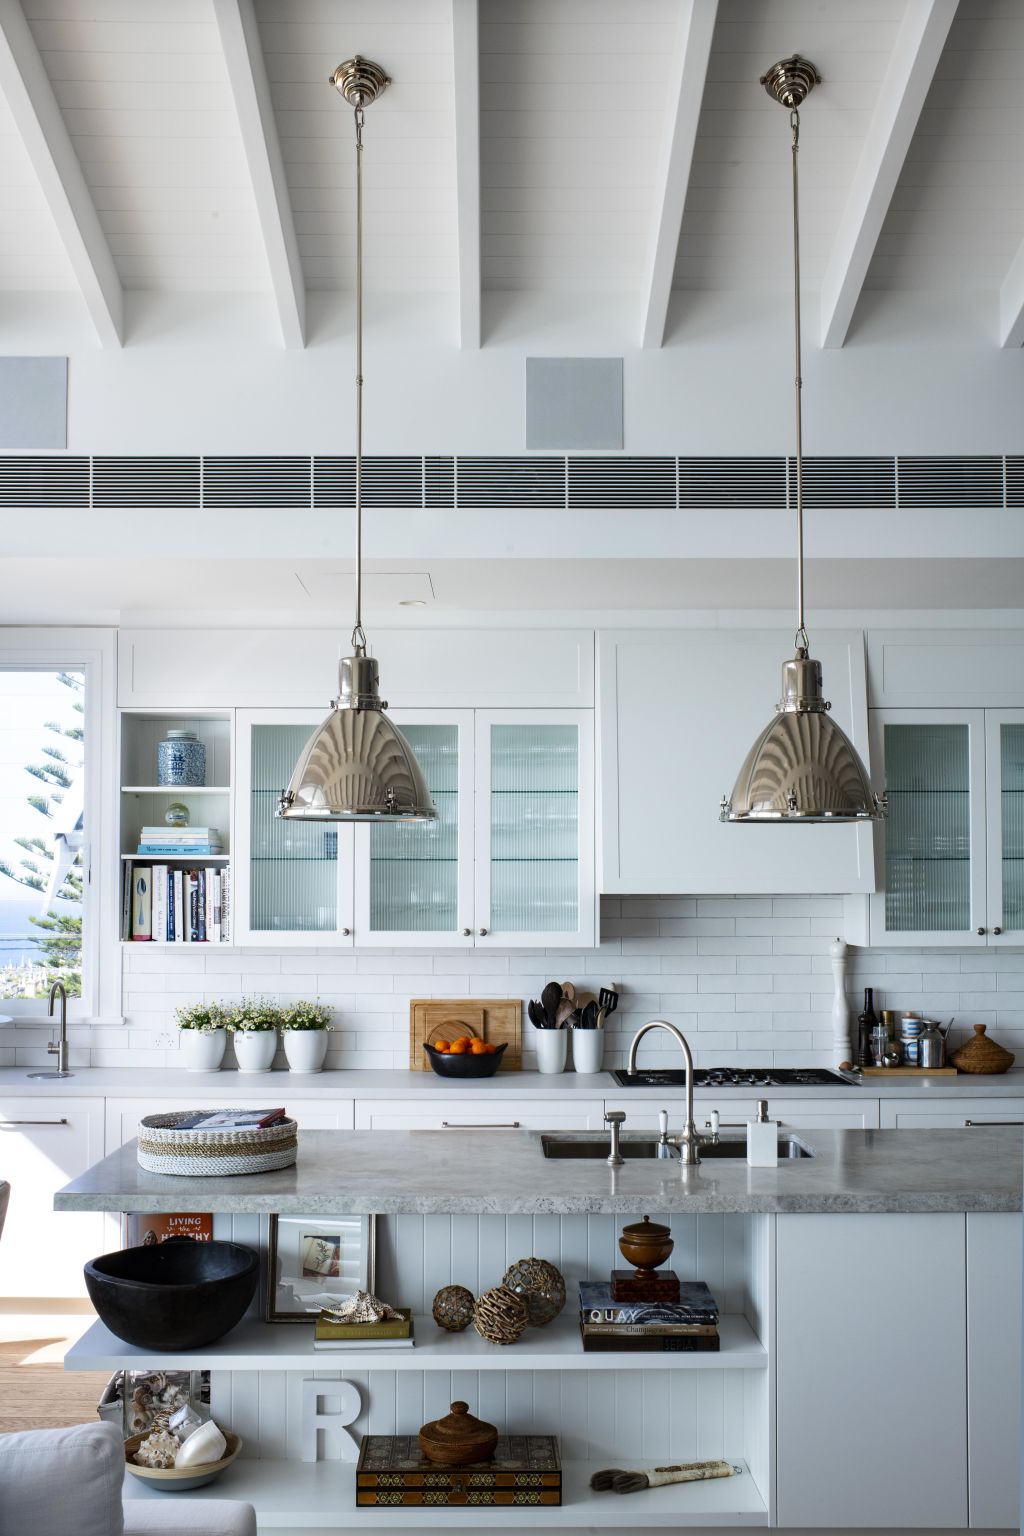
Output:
0 670 85 1001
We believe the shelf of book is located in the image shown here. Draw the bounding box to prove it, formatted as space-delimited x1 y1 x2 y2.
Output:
121 853 230 862
65 1312 766 1373
121 1455 766 1528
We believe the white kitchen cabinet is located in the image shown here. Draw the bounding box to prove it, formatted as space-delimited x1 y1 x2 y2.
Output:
598 629 875 895
104 1096 355 1149
879 1097 1024 1129
966 1213 1021 1528
611 1096 880 1133
0 1096 106 1298
354 1098 606 1131
777 1212 967 1527
870 706 1024 946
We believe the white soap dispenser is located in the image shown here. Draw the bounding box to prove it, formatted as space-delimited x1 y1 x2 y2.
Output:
746 1100 778 1168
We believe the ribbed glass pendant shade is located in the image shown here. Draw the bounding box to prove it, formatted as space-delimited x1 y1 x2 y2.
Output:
279 655 437 823
721 653 884 823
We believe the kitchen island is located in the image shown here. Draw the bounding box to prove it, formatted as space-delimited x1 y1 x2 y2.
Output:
56 1127 1022 1532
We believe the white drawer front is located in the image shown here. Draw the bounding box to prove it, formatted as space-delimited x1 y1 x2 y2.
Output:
0 1096 106 1298
354 1098 605 1131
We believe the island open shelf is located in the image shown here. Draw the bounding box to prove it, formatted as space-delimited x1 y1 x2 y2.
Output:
122 1456 765 1528
66 1311 766 1373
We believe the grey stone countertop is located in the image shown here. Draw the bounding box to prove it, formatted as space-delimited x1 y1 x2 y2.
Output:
54 1124 1023 1216
8 1065 1024 1099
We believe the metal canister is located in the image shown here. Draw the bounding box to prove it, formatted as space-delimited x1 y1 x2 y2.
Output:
919 1021 945 1070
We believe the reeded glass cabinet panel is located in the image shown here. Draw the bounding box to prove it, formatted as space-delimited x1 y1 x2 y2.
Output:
1000 723 1024 930
248 722 338 934
871 709 986 944
368 724 459 934
475 710 594 946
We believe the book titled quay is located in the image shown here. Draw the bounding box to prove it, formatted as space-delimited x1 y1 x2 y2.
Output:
578 1280 720 1353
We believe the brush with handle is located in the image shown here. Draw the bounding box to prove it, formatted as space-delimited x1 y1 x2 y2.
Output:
590 1460 740 1494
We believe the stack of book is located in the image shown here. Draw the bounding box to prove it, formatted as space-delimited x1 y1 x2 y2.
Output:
125 864 231 944
136 826 224 856
578 1280 719 1353
313 1307 414 1352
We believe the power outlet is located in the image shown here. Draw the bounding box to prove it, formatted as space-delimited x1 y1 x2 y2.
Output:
154 1032 177 1050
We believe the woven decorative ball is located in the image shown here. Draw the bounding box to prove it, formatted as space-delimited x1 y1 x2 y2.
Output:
502 1257 566 1327
473 1284 528 1346
432 1284 476 1333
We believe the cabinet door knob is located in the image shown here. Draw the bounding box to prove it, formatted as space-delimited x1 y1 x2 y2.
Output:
341 927 351 937
478 927 488 936
977 927 986 936
993 926 1003 935
462 928 471 937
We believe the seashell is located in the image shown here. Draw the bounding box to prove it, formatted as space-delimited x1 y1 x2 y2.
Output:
323 1289 402 1324
134 1427 181 1469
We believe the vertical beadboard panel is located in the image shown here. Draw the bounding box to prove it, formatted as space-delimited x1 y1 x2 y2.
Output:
391 1214 424 1309
558 1371 590 1461
477 1213 506 1294
422 1214 452 1302
257 1369 290 1458
450 1213 481 1295
613 1369 644 1459
642 1368 672 1462
669 1371 699 1461
558 1214 589 1295
504 1213 533 1268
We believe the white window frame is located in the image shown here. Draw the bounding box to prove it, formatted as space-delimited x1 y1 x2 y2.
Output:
0 628 118 1024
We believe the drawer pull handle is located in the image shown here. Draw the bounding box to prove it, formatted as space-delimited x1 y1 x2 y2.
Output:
441 1121 521 1129
0 1118 69 1127
964 1119 1023 1127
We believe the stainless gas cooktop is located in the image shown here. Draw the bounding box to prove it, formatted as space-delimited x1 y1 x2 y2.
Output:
611 1067 853 1088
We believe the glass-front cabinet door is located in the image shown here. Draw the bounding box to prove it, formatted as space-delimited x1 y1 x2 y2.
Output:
869 709 987 945
985 710 1024 945
474 709 595 948
353 711 474 947
235 711 354 946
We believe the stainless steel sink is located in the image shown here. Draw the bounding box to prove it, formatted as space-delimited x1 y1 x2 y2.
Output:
540 1133 814 1161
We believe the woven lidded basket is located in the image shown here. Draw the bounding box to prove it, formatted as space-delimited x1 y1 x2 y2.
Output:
137 1110 298 1177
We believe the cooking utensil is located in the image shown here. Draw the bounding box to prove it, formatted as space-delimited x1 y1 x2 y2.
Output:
554 997 576 1030
590 1460 739 1494
527 999 546 1029
579 1001 599 1030
541 981 563 1027
597 984 619 1027
561 981 576 1002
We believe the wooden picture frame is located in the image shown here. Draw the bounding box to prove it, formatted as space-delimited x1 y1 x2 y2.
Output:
265 1213 376 1324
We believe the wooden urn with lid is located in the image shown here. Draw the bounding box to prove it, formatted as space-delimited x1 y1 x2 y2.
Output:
418 1401 498 1466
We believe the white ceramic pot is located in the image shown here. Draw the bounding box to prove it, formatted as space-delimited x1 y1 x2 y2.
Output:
533 1028 568 1075
571 1028 605 1074
283 1030 329 1074
180 1028 226 1074
232 1029 278 1073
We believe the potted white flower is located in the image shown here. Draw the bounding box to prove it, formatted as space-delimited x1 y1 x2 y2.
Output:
280 1000 332 1074
175 1002 227 1073
225 998 280 1073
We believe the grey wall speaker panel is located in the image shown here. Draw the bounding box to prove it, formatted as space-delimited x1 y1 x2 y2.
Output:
0 358 67 449
525 356 623 451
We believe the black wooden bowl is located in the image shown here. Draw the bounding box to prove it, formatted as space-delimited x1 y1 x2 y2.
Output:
423 1041 507 1078
84 1238 259 1350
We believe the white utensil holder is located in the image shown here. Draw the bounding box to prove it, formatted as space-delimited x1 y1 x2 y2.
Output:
533 1028 568 1075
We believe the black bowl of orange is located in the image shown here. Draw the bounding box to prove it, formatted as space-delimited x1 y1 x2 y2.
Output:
423 1038 507 1078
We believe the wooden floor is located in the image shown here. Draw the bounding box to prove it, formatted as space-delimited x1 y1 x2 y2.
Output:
0 1313 108 1434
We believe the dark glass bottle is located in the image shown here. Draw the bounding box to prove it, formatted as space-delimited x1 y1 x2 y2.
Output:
857 987 878 1067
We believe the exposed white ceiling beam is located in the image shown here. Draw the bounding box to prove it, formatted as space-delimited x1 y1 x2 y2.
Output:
820 0 958 350
213 0 305 349
998 238 1024 347
0 0 122 347
640 0 718 350
452 0 481 348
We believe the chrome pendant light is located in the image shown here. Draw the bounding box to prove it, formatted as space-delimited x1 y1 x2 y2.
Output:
721 57 885 826
279 58 437 824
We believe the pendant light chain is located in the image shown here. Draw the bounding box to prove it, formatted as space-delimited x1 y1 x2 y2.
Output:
352 102 367 656
790 106 808 654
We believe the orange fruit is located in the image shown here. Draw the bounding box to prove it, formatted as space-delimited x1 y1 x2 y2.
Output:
433 1039 451 1053
484 1042 498 1054
449 1039 470 1055
470 1039 488 1055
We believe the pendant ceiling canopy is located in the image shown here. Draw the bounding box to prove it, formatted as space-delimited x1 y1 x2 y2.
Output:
278 57 437 826
721 57 885 827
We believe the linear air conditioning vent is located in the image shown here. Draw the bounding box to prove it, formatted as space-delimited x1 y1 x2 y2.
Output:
678 457 786 509
425 456 455 507
791 456 896 508
202 456 311 508
896 456 1003 507
92 457 201 507
454 456 565 509
0 455 89 506
1004 457 1024 507
568 456 675 508
314 456 422 508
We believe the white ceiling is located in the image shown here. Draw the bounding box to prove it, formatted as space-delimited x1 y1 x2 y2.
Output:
1 0 1023 346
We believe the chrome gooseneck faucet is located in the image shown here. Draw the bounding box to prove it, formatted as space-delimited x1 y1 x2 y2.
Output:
28 981 73 1080
626 1020 716 1166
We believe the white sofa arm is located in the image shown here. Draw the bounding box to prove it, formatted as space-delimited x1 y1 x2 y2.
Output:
124 1501 256 1536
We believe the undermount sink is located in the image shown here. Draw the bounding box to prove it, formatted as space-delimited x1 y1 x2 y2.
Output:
540 1133 815 1161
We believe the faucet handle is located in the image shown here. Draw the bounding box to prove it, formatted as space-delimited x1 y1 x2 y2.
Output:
706 1109 720 1137
658 1108 669 1139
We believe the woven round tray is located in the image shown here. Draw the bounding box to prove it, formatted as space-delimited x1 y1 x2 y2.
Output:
137 1111 298 1177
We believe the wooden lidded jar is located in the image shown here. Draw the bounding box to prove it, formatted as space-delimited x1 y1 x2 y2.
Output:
618 1215 674 1277
418 1401 498 1466
951 1024 1015 1075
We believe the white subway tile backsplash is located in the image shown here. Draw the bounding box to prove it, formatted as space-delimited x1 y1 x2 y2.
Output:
107 894 1024 1070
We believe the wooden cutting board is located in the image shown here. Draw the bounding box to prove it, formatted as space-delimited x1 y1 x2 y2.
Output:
409 999 522 1070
